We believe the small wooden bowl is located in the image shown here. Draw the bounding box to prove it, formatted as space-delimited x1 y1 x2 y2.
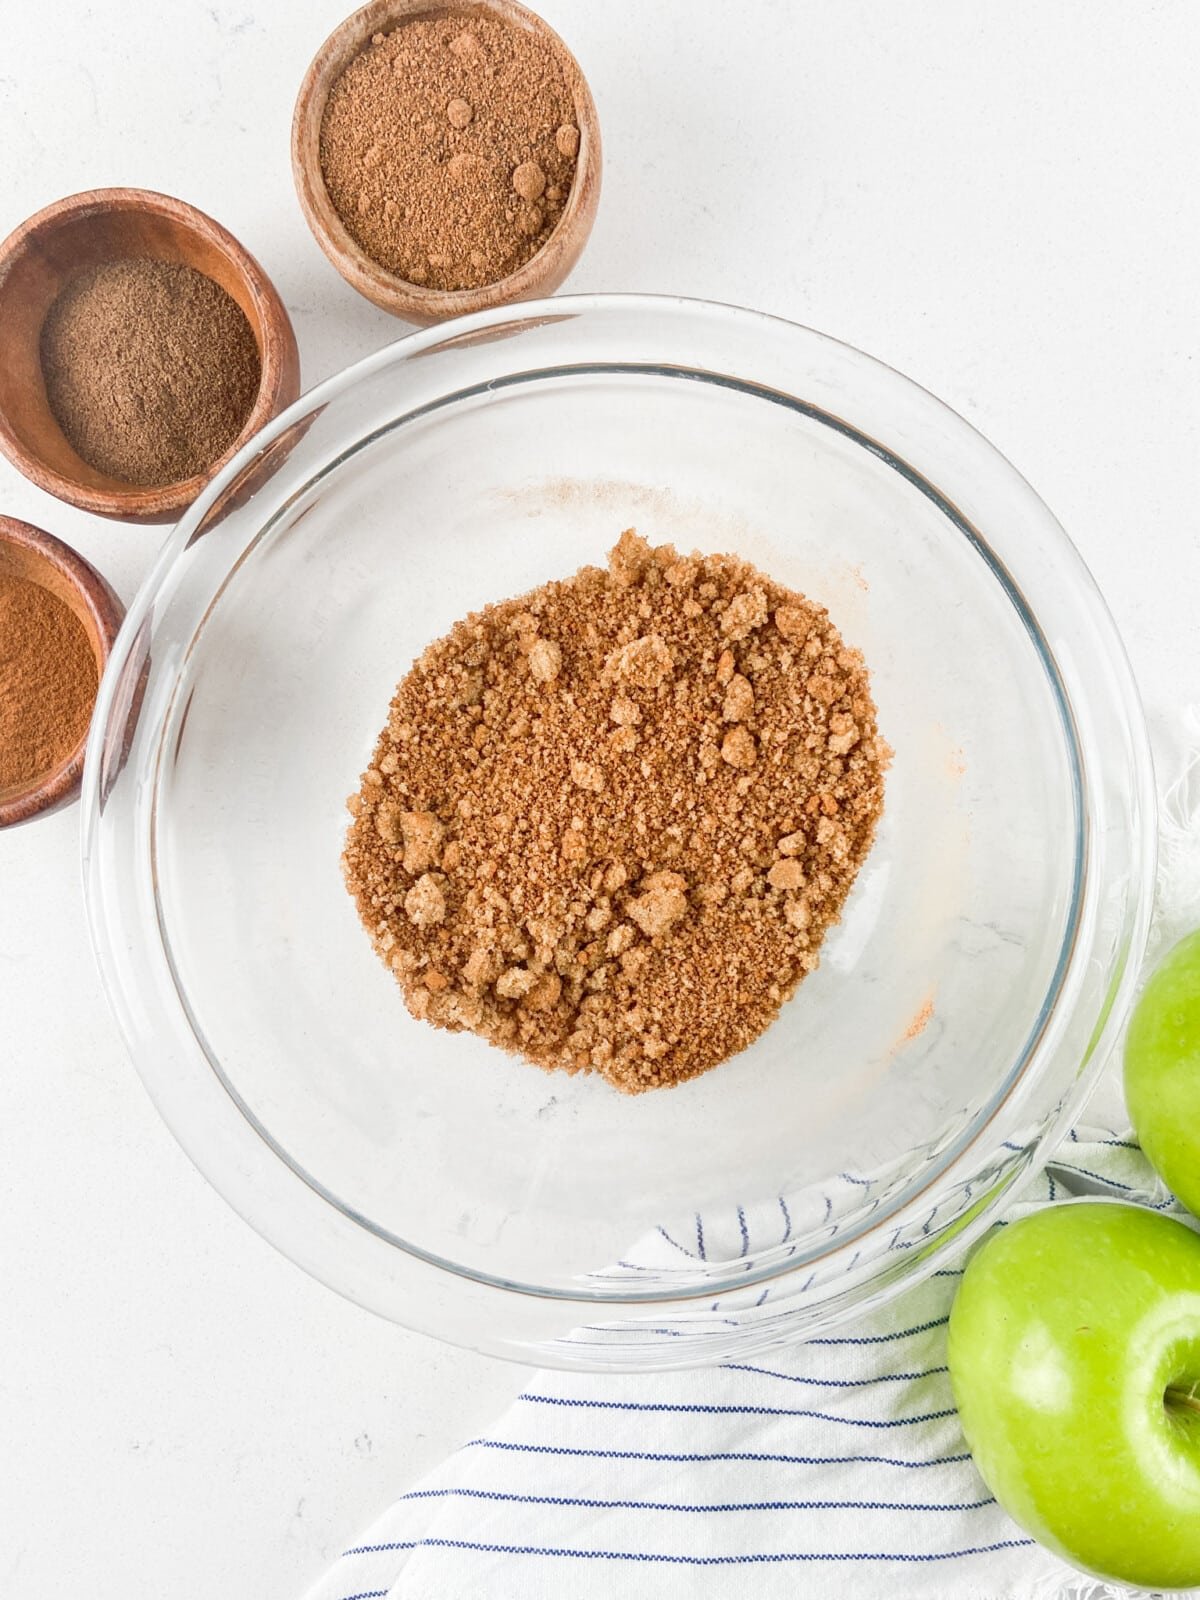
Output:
292 0 601 323
0 189 302 524
0 516 124 827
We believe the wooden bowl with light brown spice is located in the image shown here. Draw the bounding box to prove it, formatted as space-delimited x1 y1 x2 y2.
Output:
0 189 301 524
0 516 124 827
292 0 602 323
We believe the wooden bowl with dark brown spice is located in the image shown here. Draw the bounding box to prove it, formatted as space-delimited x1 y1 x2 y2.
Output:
292 0 602 323
0 189 301 524
0 516 124 828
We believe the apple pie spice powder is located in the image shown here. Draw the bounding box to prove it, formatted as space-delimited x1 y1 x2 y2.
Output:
343 532 887 1093
40 258 261 487
319 13 580 291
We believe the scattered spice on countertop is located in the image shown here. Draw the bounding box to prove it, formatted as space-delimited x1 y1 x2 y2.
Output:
343 531 888 1093
319 13 580 291
0 574 97 793
40 258 261 486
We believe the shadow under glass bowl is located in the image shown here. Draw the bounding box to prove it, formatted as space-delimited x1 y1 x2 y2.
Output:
82 296 1155 1369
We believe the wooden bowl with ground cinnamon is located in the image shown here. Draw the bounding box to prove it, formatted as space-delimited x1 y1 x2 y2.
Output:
0 189 301 524
292 0 601 323
0 516 124 827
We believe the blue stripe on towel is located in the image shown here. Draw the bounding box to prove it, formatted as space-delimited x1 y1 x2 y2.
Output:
518 1394 956 1427
657 1226 699 1260
387 1487 996 1515
807 1316 949 1346
1055 1162 1136 1191
337 1536 1036 1567
462 1440 974 1470
722 1362 949 1387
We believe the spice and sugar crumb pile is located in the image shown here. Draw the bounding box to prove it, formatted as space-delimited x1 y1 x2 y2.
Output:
343 532 887 1092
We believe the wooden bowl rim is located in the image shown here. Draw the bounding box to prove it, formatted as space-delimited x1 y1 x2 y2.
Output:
291 0 601 322
0 187 300 523
0 515 125 827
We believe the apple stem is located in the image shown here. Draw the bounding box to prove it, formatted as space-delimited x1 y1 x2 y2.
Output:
1166 1384 1200 1419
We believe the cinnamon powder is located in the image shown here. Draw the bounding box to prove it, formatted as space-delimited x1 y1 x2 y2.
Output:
0 575 97 793
343 532 887 1093
319 14 580 291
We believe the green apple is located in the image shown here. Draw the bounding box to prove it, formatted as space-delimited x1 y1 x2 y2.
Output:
947 1201 1200 1590
1126 928 1200 1219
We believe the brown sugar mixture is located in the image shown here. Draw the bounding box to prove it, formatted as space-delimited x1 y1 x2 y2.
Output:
319 14 580 291
40 258 261 487
0 575 97 793
343 532 888 1092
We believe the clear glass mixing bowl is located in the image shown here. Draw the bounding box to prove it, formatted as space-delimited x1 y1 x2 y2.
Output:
82 297 1155 1369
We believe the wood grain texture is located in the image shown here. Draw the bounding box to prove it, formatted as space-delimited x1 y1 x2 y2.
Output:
292 0 601 323
0 516 125 827
0 189 301 523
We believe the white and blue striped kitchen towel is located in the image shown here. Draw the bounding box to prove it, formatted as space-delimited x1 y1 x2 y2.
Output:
304 1125 1186 1600
305 714 1200 1600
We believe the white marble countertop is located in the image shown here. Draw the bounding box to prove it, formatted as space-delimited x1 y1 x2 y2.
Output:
2 3 1198 1595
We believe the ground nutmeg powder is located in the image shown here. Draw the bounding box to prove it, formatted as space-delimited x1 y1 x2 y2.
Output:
343 531 888 1093
319 13 581 291
0 574 97 794
40 258 261 487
